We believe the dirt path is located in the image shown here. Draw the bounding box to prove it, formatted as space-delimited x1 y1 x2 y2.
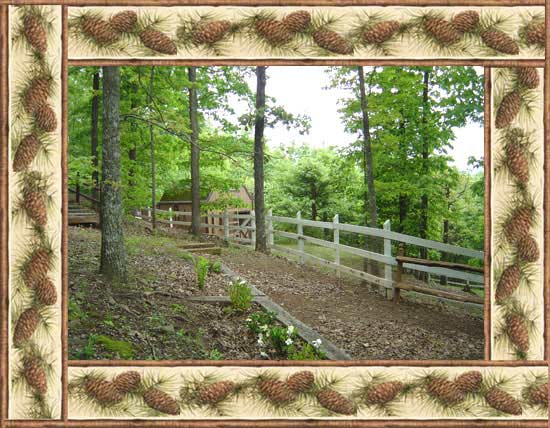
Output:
218 247 484 360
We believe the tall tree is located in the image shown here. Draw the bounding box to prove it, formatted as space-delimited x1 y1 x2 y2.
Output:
419 69 431 270
188 66 201 236
91 71 100 200
100 66 127 282
254 66 267 253
148 67 157 230
357 66 379 275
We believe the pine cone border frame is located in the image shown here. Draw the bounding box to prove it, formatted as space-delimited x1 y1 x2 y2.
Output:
139 28 178 55
142 388 181 415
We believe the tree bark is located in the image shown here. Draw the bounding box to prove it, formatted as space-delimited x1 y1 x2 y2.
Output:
254 66 268 253
91 71 100 201
188 66 201 237
100 66 127 283
419 69 430 279
149 67 157 230
357 66 379 276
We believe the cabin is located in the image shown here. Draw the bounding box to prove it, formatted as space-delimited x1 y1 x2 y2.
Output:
156 186 253 237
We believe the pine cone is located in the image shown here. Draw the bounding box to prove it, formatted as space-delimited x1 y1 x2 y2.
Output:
423 17 462 46
23 357 47 394
505 206 533 242
13 307 40 347
362 21 401 44
495 264 521 303
109 10 137 34
426 377 465 405
516 67 539 89
192 20 231 45
254 19 294 45
312 29 353 55
282 10 311 34
23 189 48 226
139 29 177 55
23 76 51 113
197 380 235 404
81 16 120 45
495 90 521 129
516 234 539 263
454 371 482 394
527 382 549 406
451 10 479 34
34 104 57 133
365 381 404 404
286 370 315 393
485 387 522 415
23 14 47 53
505 142 529 183
316 388 356 415
24 249 51 289
35 276 57 306
506 313 529 354
13 134 41 172
113 371 141 394
525 22 545 47
143 388 180 415
481 30 519 55
258 379 296 405
84 378 124 405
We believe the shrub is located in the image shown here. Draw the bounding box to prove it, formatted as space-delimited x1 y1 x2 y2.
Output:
289 342 326 360
228 279 253 313
245 310 277 334
194 256 210 290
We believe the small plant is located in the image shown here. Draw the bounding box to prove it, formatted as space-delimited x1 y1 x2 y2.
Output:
209 260 222 274
194 256 210 290
227 279 253 313
289 341 326 360
208 349 224 360
246 310 277 334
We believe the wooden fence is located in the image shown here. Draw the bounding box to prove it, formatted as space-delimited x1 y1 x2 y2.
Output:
137 208 484 304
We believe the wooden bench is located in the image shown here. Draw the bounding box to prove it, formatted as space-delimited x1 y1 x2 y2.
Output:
392 245 484 305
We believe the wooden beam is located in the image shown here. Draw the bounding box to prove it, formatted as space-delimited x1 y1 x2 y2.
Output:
395 256 484 273
395 282 484 305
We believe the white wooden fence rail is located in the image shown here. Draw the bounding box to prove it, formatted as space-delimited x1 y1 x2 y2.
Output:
137 208 484 298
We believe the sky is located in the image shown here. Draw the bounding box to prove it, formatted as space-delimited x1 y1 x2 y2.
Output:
242 66 484 173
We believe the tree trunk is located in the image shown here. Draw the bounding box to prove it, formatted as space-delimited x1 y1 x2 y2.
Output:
254 66 268 253
128 80 138 190
419 69 430 280
440 185 450 285
100 66 127 283
398 195 408 233
188 66 201 237
357 66 379 276
91 71 100 201
149 67 157 230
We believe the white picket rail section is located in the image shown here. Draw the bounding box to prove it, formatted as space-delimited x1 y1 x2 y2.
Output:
136 208 484 299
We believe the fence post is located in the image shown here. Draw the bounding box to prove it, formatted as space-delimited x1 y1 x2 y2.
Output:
333 214 340 277
267 209 274 248
251 210 256 249
393 243 405 303
383 219 393 300
168 207 173 229
297 211 304 264
223 209 230 242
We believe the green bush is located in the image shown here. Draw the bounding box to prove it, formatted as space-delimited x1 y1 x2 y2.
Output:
228 279 253 313
209 261 222 274
289 342 326 360
194 256 210 290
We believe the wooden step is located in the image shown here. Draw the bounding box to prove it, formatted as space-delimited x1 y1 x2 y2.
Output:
187 247 222 255
179 242 218 250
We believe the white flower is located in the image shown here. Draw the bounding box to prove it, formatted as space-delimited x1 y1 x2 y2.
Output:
257 337 264 346
312 339 322 349
285 338 293 346
260 324 268 332
246 318 252 323
287 325 295 335
260 351 268 358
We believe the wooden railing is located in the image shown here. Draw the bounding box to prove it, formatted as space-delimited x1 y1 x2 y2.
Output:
137 208 485 304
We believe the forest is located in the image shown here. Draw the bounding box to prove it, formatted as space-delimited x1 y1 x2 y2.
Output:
67 65 486 361
68 65 485 258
